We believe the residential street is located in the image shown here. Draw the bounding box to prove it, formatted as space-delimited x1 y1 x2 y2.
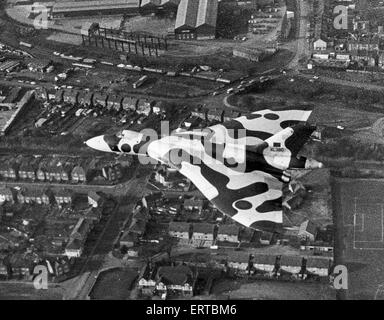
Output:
288 0 311 70
61 165 152 300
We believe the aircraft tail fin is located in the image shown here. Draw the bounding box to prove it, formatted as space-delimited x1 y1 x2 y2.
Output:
265 123 316 157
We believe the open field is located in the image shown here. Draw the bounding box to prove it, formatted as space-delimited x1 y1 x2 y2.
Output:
89 267 138 300
122 15 174 37
227 85 382 131
332 177 384 299
0 282 64 300
211 278 334 300
46 32 83 46
53 16 123 32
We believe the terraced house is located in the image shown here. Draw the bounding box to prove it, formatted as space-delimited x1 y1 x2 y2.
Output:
0 186 15 204
54 189 74 207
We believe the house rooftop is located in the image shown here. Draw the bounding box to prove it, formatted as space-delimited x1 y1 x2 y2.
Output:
28 58 52 68
218 224 239 236
169 221 190 232
66 238 82 250
299 220 318 236
193 223 214 234
55 189 73 197
88 191 101 201
52 0 140 13
214 252 331 269
157 265 193 286
183 198 204 208
120 231 138 243
71 218 90 238
129 218 147 234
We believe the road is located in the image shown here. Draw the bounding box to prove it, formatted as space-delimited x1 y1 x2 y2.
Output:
61 165 152 300
298 72 384 92
288 0 311 70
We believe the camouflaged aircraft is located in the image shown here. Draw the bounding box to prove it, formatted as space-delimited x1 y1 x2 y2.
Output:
86 108 323 232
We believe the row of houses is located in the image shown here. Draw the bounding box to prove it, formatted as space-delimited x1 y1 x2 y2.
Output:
313 0 384 69
214 252 332 278
169 221 240 247
313 35 384 67
0 186 73 207
1 201 104 260
154 166 191 192
64 217 95 258
169 218 322 249
36 196 103 257
0 60 21 73
137 253 332 298
0 254 72 280
27 58 54 73
169 251 332 280
138 262 197 298
1 188 105 211
36 88 162 116
0 155 128 184
189 107 242 124
0 90 35 136
119 204 151 250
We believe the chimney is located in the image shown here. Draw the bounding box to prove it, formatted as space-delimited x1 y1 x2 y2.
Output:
247 254 254 275
273 255 281 276
299 257 307 279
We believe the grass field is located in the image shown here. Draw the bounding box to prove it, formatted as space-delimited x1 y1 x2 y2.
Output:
211 278 334 300
46 32 83 46
122 16 175 37
0 282 64 300
332 177 384 299
89 267 137 300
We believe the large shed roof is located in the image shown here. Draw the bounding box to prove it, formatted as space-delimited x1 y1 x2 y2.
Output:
52 0 140 13
175 0 199 29
196 0 218 28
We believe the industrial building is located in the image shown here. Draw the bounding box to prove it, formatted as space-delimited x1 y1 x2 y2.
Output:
51 0 140 19
140 0 180 15
174 0 218 40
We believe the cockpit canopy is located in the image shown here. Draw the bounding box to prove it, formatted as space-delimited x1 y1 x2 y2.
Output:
116 130 144 144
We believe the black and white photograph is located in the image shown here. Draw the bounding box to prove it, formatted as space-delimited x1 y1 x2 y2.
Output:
0 0 380 308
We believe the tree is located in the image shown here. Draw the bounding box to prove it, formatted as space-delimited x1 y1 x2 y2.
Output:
120 245 128 255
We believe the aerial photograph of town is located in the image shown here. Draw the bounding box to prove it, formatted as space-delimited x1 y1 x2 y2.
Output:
0 0 383 308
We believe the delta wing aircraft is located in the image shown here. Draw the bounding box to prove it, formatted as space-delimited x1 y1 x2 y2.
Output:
86 108 323 232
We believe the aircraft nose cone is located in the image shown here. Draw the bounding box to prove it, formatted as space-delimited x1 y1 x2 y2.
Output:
85 135 111 153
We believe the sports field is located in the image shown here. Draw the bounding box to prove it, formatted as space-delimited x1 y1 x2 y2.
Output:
332 177 384 299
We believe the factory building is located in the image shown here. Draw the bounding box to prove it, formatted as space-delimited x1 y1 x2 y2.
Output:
140 0 180 15
140 0 160 14
159 0 180 12
174 0 218 40
51 0 140 19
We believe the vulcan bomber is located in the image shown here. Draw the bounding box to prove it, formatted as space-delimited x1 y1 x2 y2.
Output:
86 108 323 232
